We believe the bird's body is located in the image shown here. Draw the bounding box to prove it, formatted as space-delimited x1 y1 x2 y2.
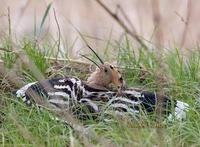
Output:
16 76 189 121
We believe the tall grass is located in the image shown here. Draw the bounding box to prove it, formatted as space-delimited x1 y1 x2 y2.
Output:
0 34 200 146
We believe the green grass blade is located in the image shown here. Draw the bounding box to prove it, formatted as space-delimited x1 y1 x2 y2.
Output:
39 3 52 34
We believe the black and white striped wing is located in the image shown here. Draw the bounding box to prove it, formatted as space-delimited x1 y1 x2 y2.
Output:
16 76 85 109
104 90 189 121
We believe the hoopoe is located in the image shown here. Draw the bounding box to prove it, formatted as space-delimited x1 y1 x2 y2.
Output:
16 77 189 121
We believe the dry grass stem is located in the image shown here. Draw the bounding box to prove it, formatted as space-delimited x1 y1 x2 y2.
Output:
95 0 148 50
53 8 61 63
151 0 165 146
180 0 192 48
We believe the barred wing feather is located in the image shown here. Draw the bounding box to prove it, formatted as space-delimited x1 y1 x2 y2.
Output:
16 76 189 121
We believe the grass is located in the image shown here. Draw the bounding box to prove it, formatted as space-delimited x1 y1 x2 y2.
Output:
0 35 200 146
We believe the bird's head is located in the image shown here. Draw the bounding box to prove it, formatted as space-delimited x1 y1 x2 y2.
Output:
82 50 125 93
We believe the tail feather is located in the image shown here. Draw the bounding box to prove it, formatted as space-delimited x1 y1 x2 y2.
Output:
168 100 189 121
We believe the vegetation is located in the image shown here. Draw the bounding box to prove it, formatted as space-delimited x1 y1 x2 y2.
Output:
0 2 200 146
0 35 200 146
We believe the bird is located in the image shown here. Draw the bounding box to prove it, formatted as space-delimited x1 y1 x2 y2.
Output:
16 74 189 121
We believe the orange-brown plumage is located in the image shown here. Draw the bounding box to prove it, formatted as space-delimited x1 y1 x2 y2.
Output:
86 63 125 94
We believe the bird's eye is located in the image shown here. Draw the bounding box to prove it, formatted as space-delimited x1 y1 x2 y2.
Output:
104 68 108 73
110 65 114 69
119 77 123 82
